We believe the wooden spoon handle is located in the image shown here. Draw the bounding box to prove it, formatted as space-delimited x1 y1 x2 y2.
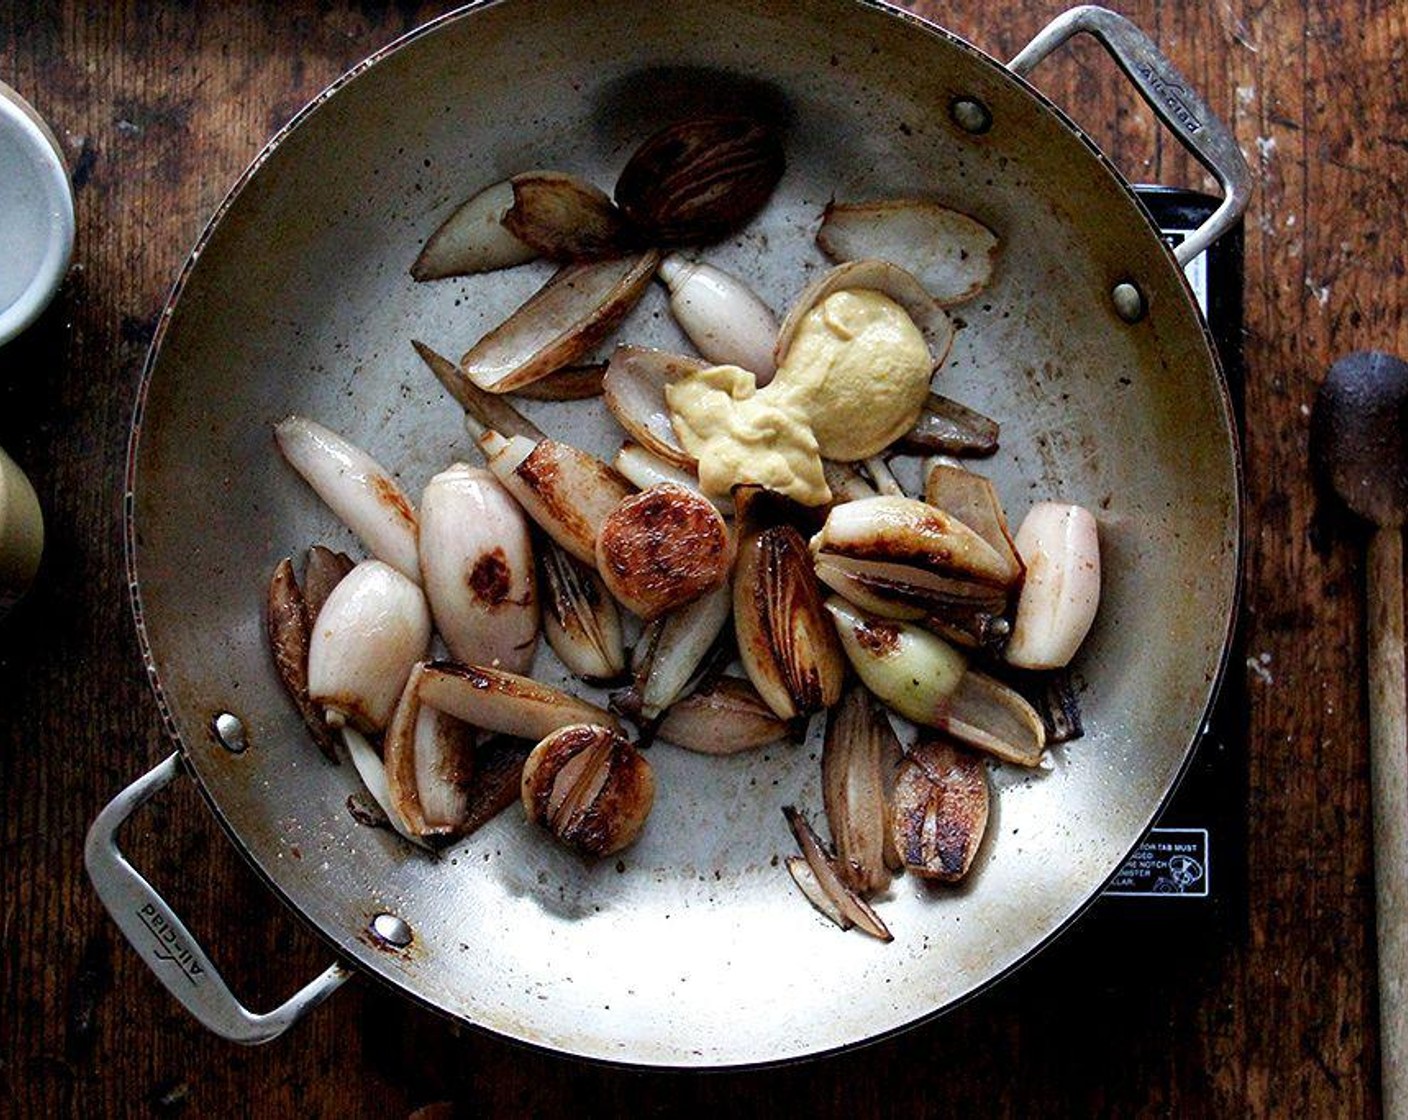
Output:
1370 526 1408 1116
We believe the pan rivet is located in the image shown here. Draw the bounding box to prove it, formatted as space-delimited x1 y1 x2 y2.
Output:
950 97 992 135
1112 281 1147 323
212 712 247 753
369 913 413 948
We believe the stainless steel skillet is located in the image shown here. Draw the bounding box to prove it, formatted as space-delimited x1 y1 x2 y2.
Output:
86 0 1249 1067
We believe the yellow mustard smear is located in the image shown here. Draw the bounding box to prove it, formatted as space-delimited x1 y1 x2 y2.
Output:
665 289 931 505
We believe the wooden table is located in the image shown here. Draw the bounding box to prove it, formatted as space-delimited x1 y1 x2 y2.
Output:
0 1 1398 1114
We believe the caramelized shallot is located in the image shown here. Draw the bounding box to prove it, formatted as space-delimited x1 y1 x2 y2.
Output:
383 663 478 838
825 596 966 727
602 345 705 468
934 668 1047 767
521 724 655 856
657 254 778 381
418 463 538 672
307 559 432 732
631 579 733 720
417 661 621 740
266 557 337 762
500 171 633 261
657 675 787 754
460 251 661 393
782 806 892 941
891 739 989 881
923 463 1023 587
479 430 635 566
510 362 607 401
786 856 851 930
412 339 546 442
274 416 421 581
595 483 732 620
1004 502 1101 670
411 178 537 280
896 392 1000 457
539 537 626 683
613 442 730 514
823 685 903 894
734 521 846 721
811 495 1015 590
615 115 784 245
302 545 355 622
814 554 1008 624
342 726 433 849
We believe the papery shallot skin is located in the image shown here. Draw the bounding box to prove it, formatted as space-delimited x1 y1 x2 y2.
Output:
1004 502 1101 670
274 416 421 582
418 463 538 673
307 559 432 732
266 557 338 762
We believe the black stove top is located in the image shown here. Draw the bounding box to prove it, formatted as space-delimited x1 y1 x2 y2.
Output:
1092 187 1246 928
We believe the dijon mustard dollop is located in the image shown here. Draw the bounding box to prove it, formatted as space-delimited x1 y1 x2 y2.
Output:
665 289 930 506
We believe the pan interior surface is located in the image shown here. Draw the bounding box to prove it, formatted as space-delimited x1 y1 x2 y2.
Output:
128 0 1239 1066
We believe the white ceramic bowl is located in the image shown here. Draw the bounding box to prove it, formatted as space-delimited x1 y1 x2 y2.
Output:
0 80 73 345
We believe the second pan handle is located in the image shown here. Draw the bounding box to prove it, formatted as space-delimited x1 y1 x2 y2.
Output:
1009 5 1252 266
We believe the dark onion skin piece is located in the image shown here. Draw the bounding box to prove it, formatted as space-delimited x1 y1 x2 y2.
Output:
412 339 546 441
502 172 634 261
891 739 989 881
782 806 892 942
521 725 654 857
266 557 338 763
461 736 534 838
614 115 784 245
896 393 1000 457
596 483 732 621
302 545 355 622
510 362 607 401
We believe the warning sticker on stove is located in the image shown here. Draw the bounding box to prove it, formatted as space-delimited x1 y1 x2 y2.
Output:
1104 828 1210 897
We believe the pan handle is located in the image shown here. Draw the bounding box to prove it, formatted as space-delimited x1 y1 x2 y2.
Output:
84 751 352 1044
1009 5 1252 267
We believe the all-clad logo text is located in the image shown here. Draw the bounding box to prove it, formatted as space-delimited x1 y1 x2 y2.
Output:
1136 61 1204 134
137 902 205 986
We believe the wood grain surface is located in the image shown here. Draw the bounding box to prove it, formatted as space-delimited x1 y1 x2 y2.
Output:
1 0 1404 1115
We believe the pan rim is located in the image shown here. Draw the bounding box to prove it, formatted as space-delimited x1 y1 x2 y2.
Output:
121 0 1243 1068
